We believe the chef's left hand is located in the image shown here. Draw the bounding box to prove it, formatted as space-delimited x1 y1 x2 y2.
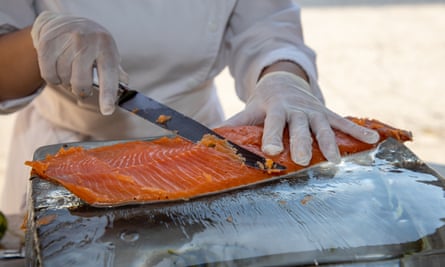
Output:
224 71 380 166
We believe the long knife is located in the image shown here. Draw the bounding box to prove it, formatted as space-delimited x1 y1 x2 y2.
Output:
92 81 285 171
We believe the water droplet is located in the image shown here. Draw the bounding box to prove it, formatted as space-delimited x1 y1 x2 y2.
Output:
106 242 115 249
120 230 139 242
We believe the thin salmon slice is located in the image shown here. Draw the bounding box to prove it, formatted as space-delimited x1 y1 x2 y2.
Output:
25 117 412 206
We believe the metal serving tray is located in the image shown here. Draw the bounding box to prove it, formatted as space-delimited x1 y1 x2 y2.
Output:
25 138 445 266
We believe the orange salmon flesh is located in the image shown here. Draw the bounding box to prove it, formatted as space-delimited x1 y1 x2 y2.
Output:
25 117 412 206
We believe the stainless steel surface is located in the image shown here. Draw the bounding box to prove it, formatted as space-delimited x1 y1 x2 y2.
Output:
0 248 24 260
25 138 445 266
92 81 285 171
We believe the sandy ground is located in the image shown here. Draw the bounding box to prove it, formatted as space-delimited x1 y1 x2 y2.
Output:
0 3 444 204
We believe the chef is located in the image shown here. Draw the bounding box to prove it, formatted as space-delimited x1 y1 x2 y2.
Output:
0 0 379 214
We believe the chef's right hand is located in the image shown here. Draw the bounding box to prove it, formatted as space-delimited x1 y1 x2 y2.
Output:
31 11 128 115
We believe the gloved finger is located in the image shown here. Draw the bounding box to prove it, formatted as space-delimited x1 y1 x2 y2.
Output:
55 42 76 87
309 112 341 164
96 54 120 115
70 47 96 98
30 11 59 49
327 111 380 144
261 109 286 156
288 111 312 166
32 13 72 85
36 42 61 85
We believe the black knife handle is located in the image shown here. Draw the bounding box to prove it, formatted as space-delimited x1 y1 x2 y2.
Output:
117 85 137 106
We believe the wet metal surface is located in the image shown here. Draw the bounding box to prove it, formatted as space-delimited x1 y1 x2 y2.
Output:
26 138 445 266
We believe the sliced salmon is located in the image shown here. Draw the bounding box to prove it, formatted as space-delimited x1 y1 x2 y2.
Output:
25 117 412 206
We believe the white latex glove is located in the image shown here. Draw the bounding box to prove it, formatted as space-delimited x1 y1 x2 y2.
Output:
31 11 128 115
224 71 380 166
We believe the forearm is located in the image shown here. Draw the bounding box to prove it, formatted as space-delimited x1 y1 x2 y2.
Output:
0 26 43 102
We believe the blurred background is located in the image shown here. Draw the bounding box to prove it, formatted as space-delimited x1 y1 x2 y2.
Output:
1 1 444 195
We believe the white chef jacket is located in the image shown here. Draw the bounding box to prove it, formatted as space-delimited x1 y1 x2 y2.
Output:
0 0 320 214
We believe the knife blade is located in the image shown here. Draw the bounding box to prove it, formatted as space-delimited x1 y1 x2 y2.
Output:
92 81 285 171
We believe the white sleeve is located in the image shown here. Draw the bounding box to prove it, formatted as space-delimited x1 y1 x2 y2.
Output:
0 0 36 32
0 89 43 114
225 0 323 102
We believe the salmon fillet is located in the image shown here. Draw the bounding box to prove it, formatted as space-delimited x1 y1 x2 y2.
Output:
25 117 412 206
